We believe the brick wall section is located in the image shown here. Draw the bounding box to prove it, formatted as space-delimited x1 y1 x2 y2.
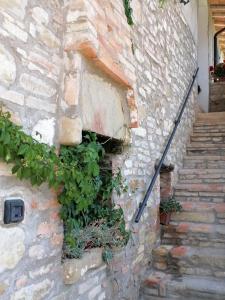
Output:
0 0 197 299
160 171 173 200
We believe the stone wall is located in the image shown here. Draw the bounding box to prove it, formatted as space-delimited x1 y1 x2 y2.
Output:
0 1 197 299
209 82 225 112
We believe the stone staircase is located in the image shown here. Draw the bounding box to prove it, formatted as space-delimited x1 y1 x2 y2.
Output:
140 112 225 300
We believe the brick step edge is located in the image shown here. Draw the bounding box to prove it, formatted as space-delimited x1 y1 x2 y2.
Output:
141 273 225 300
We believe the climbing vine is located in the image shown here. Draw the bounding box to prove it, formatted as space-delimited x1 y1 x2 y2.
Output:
123 0 173 25
0 109 130 261
123 0 134 25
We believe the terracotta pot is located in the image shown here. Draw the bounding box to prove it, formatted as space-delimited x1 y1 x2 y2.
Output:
160 212 172 225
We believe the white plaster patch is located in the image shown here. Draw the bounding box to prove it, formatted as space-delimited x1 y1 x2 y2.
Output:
32 118 55 146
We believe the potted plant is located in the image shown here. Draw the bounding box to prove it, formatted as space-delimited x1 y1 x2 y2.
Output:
160 197 182 225
213 62 225 82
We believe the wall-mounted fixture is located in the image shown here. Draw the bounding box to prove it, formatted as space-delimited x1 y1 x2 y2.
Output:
180 0 190 5
4 198 25 224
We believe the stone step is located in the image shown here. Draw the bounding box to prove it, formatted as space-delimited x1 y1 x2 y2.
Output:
175 195 225 204
179 168 225 184
183 155 225 169
161 222 225 248
175 185 225 203
171 201 225 224
190 135 225 144
196 112 225 125
193 125 225 133
153 245 225 278
188 143 225 148
141 272 225 300
180 200 225 212
194 123 225 128
187 145 225 156
176 183 225 193
192 132 225 137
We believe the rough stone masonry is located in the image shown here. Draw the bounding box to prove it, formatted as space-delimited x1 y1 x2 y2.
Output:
0 0 197 299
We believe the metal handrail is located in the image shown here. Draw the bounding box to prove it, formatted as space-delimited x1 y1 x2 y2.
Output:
134 67 199 223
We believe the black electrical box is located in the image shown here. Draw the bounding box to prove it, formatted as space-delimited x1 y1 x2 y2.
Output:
4 199 25 224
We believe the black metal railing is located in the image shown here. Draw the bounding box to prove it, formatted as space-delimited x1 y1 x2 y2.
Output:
134 67 199 223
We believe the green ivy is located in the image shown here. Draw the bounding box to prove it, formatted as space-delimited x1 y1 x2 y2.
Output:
0 109 130 260
123 0 134 25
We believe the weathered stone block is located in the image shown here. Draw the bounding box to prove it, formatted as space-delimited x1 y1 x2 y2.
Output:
78 276 98 295
0 0 27 19
0 162 13 176
0 282 8 296
0 227 25 273
35 24 60 49
29 263 53 279
79 57 130 140
59 117 82 145
11 279 53 300
32 7 49 25
88 284 102 299
19 74 56 98
29 245 45 260
26 96 56 113
0 89 24 106
3 20 28 42
64 75 79 106
0 45 16 86
171 212 215 223
63 248 103 284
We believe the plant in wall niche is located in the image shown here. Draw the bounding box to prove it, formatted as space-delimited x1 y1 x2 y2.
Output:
59 134 130 261
64 207 130 262
0 109 130 262
123 0 134 25
160 197 182 225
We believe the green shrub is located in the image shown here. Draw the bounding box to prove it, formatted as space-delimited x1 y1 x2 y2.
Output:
0 109 130 260
160 197 182 214
64 207 130 261
214 63 225 78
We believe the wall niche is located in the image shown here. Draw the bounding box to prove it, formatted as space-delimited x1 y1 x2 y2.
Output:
80 57 130 141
